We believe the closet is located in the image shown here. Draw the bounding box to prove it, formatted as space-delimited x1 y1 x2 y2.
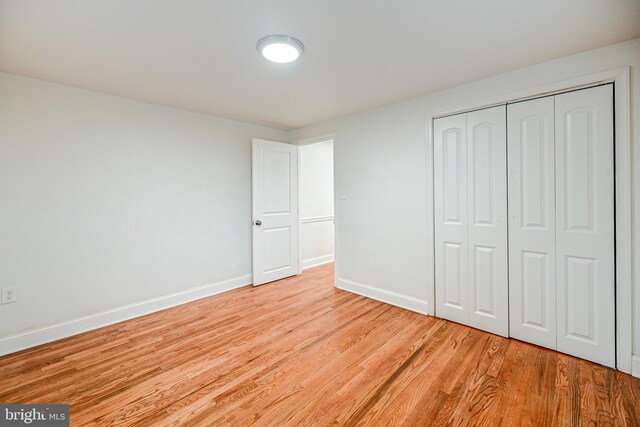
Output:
433 84 615 367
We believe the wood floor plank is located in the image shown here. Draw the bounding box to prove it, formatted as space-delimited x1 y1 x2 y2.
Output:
1 263 639 426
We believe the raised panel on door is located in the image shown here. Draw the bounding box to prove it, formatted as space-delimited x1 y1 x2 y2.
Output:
466 106 508 337
555 85 615 367
263 227 293 274
507 97 557 349
434 113 468 325
262 150 292 214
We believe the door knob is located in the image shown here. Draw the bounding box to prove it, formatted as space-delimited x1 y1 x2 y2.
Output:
254 220 262 226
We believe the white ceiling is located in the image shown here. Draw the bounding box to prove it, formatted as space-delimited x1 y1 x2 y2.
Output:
1 1 639 129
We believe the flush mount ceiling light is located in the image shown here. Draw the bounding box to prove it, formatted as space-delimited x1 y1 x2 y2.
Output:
256 34 304 64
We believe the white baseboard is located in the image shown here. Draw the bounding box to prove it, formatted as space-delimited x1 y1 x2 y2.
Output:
632 355 640 378
336 277 429 315
302 254 335 270
0 274 252 357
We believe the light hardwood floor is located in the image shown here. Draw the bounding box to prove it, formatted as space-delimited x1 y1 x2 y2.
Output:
1 263 639 425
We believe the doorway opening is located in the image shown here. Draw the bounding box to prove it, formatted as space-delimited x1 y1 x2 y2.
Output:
298 139 335 273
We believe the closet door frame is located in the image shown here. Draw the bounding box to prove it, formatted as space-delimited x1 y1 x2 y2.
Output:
426 67 633 375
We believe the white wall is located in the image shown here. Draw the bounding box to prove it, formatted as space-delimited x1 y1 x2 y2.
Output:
0 72 289 344
299 141 334 269
292 38 640 363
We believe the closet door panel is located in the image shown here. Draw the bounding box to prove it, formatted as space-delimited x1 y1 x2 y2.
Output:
434 114 468 325
467 106 508 337
555 85 615 367
507 97 557 349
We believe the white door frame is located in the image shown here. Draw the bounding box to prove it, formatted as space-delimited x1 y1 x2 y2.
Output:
296 137 336 273
296 134 338 284
426 67 632 374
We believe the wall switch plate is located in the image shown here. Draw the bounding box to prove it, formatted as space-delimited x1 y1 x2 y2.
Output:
1 287 17 304
340 189 347 200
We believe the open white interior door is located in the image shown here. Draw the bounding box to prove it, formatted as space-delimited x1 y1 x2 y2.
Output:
252 139 299 286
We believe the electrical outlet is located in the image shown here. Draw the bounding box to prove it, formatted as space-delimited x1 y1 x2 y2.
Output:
1 287 17 304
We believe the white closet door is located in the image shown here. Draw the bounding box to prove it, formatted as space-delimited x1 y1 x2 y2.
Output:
555 85 615 367
466 106 508 337
434 114 468 325
507 97 557 349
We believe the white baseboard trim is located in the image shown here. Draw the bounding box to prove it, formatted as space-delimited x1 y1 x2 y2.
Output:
336 277 429 315
0 274 252 357
632 355 640 378
302 254 335 270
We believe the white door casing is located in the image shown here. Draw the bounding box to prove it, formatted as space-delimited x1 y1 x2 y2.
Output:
554 85 615 367
252 139 299 286
507 97 557 350
434 113 469 325
466 106 508 337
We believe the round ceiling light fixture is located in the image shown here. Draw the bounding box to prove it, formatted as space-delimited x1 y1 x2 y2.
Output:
256 34 304 64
